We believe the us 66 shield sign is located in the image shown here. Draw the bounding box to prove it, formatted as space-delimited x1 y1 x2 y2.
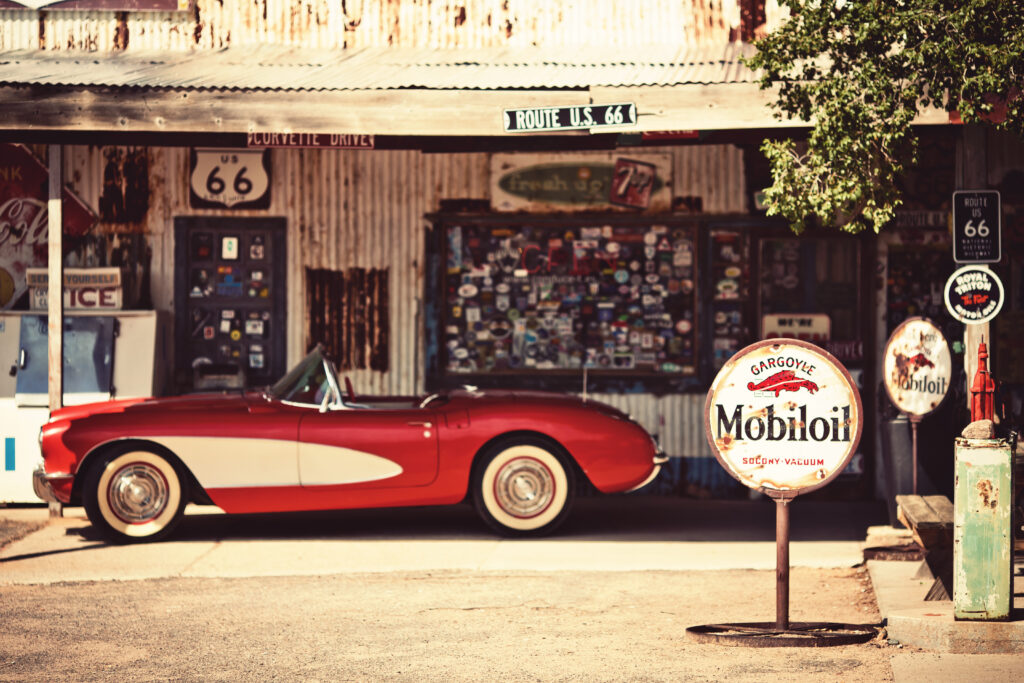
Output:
190 149 271 209
953 190 1000 263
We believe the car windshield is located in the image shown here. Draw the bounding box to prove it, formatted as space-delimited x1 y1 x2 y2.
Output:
268 346 335 405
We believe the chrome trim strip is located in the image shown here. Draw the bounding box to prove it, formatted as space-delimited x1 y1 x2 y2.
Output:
625 455 666 493
32 466 66 503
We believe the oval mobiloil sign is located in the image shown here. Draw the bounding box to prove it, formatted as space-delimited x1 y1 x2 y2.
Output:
704 339 863 496
882 317 952 416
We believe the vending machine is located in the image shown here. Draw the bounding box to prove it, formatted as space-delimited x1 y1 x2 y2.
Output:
0 310 158 503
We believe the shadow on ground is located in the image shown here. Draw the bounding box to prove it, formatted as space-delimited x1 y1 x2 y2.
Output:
65 495 887 545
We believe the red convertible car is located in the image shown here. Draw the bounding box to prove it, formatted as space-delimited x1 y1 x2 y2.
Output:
34 346 664 543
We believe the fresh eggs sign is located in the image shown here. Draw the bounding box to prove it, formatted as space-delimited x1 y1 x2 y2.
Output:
704 340 863 496
882 317 952 416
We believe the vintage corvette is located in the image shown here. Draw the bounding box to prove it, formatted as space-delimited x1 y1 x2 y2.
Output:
34 346 664 543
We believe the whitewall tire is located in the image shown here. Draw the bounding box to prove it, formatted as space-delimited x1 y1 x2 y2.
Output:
83 448 189 543
473 438 575 536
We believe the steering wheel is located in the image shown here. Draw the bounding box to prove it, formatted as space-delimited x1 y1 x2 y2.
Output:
419 393 441 409
344 376 356 403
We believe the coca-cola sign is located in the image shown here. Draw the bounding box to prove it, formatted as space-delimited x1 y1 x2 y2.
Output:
704 339 863 496
0 144 96 309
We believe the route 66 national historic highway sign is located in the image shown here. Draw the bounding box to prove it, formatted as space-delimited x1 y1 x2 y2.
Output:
704 339 863 497
953 190 1000 263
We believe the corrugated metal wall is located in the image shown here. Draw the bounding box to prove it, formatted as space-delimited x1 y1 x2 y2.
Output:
58 142 743 465
21 0 749 474
2 1 791 52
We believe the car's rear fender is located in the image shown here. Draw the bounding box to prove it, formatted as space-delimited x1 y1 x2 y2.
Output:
71 438 212 506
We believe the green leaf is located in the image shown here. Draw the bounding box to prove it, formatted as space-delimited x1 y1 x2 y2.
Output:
749 0 1024 233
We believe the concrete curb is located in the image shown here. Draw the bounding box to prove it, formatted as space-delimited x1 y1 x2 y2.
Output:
887 605 1024 654
866 529 1024 654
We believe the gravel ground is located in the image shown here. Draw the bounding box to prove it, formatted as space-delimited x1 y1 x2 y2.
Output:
0 566 891 682
0 518 44 550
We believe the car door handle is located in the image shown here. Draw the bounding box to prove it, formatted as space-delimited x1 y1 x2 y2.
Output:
407 421 433 428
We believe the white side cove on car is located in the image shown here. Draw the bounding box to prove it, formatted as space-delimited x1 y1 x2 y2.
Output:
145 437 404 488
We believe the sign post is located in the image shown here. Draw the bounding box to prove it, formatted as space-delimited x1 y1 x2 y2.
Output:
688 339 873 646
882 318 952 494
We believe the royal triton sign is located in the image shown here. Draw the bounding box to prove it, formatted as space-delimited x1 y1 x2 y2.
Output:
944 264 1004 324
704 339 863 496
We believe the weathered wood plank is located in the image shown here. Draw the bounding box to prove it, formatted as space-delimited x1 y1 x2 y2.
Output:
896 493 953 552
0 83 800 136
924 494 954 523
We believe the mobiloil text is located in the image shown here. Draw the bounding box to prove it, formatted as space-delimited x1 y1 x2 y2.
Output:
714 403 853 443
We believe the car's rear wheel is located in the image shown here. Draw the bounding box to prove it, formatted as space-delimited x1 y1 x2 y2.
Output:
472 437 575 536
82 447 189 544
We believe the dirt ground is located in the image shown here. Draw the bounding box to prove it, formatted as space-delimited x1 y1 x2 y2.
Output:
0 566 892 682
0 518 44 550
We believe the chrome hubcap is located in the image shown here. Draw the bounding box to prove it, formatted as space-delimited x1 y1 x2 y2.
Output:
108 464 168 523
494 457 554 518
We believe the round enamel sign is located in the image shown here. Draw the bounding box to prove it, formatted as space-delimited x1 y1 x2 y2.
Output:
882 317 952 416
704 339 863 496
944 265 1004 324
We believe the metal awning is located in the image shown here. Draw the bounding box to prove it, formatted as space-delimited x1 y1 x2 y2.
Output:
0 42 806 136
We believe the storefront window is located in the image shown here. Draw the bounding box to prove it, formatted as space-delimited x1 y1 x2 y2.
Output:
758 236 863 365
437 218 698 380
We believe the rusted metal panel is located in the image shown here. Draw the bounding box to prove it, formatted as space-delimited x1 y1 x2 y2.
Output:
7 1 791 54
276 147 490 396
0 43 761 90
56 144 746 418
42 10 121 51
0 9 38 49
306 266 389 372
672 143 745 214
953 437 1014 621
588 392 712 460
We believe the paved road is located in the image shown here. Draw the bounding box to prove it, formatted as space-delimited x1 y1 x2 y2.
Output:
4 496 1023 682
1 497 883 584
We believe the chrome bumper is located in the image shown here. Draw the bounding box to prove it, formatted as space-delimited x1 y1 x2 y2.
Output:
626 455 669 493
32 465 73 504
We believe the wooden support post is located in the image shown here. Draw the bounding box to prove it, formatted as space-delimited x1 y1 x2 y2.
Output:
47 144 63 519
959 125 989 408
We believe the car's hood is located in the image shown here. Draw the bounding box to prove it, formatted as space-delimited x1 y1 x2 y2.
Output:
49 391 256 422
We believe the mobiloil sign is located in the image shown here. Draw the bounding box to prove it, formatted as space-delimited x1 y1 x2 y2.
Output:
691 338 870 644
704 339 862 494
882 317 952 416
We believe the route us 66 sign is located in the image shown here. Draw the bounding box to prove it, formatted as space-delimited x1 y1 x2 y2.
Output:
189 148 271 209
704 339 863 497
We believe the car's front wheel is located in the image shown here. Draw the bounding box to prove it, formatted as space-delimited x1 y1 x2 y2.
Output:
82 447 189 543
472 437 575 536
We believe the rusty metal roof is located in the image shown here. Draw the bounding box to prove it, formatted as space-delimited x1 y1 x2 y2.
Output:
0 42 759 91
